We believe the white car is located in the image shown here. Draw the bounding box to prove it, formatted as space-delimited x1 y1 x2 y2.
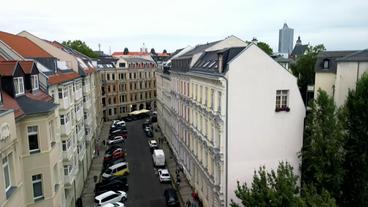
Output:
148 140 158 148
158 169 171 182
108 136 125 145
102 202 125 207
112 120 126 127
95 191 127 206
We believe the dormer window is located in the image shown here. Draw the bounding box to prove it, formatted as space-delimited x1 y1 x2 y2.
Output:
323 59 330 69
14 77 24 96
31 75 39 90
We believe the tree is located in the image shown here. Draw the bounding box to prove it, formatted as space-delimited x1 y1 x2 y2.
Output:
257 41 273 55
342 74 368 206
290 44 326 103
163 49 167 54
231 162 336 207
123 47 129 54
62 40 98 58
300 89 345 202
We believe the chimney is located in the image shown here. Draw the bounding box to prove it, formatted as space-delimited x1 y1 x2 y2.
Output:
218 52 224 73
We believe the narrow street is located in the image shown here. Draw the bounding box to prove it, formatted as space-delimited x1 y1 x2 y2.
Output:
125 119 171 207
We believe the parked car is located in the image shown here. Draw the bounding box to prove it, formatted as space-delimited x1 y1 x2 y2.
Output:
142 119 151 129
110 127 128 135
148 140 158 149
103 158 127 171
105 145 123 155
152 149 165 167
102 162 129 179
99 176 128 186
158 169 171 183
95 179 129 195
164 188 179 206
102 202 125 207
103 148 126 162
108 136 125 145
94 191 127 206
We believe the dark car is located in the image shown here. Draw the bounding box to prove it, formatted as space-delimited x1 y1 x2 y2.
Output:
110 125 127 133
104 148 126 162
164 188 179 206
94 179 129 196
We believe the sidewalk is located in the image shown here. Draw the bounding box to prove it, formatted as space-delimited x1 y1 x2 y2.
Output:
153 123 198 207
81 122 111 206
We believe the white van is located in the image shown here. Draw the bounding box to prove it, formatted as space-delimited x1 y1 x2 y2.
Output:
152 149 165 167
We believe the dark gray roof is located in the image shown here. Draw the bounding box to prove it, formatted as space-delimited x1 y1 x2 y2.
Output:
178 40 220 59
336 49 368 62
315 50 357 73
122 57 154 63
291 44 308 57
16 96 56 115
191 47 245 74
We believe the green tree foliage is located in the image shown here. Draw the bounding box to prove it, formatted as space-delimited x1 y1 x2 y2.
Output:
231 162 336 207
150 48 156 55
290 44 326 103
300 89 345 201
342 74 368 206
163 49 167 54
123 47 129 54
62 40 98 58
257 41 273 55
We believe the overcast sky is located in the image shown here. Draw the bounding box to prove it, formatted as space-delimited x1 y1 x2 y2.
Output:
1 0 367 54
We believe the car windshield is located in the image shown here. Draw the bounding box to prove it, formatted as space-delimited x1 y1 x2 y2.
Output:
162 173 169 177
105 169 112 174
94 199 100 204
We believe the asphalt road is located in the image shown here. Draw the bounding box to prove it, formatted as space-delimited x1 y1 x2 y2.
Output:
125 119 172 207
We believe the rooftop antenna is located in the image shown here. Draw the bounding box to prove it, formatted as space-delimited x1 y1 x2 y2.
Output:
98 43 101 51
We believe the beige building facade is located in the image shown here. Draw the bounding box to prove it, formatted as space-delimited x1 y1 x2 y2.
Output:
98 56 157 120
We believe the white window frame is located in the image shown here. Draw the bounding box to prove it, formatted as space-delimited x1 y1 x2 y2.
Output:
3 156 11 192
276 90 289 109
31 74 39 90
13 77 25 96
32 174 43 201
27 126 40 153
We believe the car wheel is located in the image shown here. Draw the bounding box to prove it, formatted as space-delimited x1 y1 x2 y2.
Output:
121 196 127 202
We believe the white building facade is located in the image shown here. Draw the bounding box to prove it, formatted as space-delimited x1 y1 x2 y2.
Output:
156 37 305 207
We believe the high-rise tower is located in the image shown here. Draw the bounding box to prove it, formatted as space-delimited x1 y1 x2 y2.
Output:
278 23 294 54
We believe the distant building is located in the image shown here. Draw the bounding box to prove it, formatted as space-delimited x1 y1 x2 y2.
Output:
314 49 368 107
278 23 294 54
290 36 308 59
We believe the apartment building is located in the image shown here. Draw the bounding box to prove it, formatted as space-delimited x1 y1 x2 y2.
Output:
314 49 368 106
98 54 157 120
156 36 305 207
0 60 64 207
0 30 102 207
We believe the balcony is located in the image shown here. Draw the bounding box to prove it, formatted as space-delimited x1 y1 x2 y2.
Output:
78 144 86 161
84 99 91 109
59 97 70 110
77 130 84 142
60 122 72 136
76 109 83 122
64 166 77 187
83 84 90 94
62 145 73 161
75 89 83 101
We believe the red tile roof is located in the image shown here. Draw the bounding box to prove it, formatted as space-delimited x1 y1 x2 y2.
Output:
0 55 6 61
0 61 18 76
25 90 53 102
18 61 34 74
157 52 170 56
1 91 24 118
0 31 52 58
48 72 80 85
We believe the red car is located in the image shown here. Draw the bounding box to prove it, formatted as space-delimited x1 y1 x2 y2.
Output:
104 148 126 161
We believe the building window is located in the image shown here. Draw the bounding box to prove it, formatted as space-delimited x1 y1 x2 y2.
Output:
32 174 44 201
323 59 329 69
31 75 39 90
217 91 222 113
3 155 11 193
13 77 25 96
28 126 40 154
275 90 290 112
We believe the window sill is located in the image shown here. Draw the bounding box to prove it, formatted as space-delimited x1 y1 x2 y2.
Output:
30 149 41 154
5 186 17 199
34 196 44 202
275 107 290 112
